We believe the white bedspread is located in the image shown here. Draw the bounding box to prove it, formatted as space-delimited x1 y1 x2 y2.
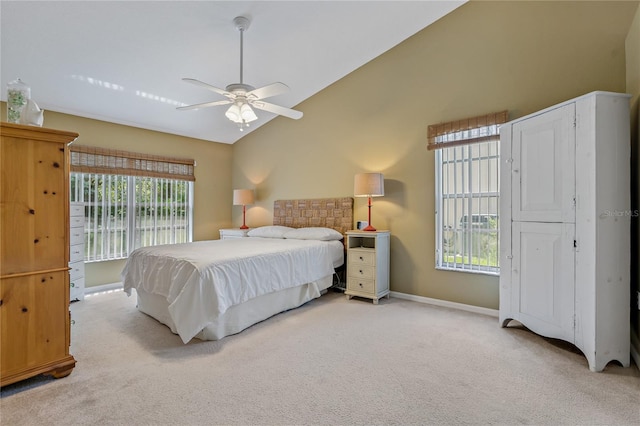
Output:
121 237 339 343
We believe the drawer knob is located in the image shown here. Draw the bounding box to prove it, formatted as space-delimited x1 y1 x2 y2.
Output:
359 283 363 287
359 270 363 274
359 256 363 261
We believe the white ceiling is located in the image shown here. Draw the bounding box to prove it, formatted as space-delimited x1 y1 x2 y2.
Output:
1 1 464 144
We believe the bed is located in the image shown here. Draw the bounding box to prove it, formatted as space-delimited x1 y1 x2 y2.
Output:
122 197 353 343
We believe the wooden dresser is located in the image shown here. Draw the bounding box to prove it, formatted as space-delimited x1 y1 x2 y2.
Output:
1 122 78 386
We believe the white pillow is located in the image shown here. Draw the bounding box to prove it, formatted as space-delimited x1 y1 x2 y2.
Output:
284 227 343 241
247 226 294 239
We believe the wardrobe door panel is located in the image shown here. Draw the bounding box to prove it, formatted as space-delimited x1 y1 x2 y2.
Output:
512 104 575 224
512 221 575 343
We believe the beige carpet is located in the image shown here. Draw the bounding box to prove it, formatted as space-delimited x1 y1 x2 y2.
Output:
1 289 639 425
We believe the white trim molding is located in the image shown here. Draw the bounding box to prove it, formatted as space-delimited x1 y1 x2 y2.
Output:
85 282 124 296
390 291 499 317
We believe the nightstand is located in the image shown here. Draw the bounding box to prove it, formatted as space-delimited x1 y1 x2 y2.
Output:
345 230 390 304
219 228 251 240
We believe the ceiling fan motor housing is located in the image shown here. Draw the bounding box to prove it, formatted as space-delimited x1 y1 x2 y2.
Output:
225 83 255 95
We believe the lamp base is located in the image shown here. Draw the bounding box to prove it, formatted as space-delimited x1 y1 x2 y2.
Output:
239 225 249 230
362 225 377 232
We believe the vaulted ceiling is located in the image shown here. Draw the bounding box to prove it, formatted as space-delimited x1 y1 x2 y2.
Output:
1 1 465 143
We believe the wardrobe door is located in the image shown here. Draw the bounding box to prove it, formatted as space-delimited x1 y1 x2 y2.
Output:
511 221 575 343
511 103 575 224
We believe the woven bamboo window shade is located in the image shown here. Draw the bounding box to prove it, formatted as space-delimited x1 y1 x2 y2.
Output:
427 110 509 151
69 145 195 181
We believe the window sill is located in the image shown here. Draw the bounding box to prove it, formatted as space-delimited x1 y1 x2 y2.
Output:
435 266 499 277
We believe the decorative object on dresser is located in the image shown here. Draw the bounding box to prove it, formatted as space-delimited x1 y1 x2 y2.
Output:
69 202 85 301
233 189 254 230
354 173 384 231
219 228 251 240
6 78 45 127
0 122 78 386
345 230 390 304
499 91 631 372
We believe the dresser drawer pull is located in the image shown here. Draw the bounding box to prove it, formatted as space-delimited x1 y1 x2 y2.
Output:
359 256 364 261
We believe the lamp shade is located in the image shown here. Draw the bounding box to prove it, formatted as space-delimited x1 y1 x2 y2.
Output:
354 173 384 197
233 189 254 205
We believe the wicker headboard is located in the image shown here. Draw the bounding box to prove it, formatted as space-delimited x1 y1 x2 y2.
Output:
273 198 354 236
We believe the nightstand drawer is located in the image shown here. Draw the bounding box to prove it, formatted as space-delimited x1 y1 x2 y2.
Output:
348 265 375 280
349 250 375 266
347 277 375 294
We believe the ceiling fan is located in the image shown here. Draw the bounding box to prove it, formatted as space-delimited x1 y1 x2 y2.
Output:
177 16 303 131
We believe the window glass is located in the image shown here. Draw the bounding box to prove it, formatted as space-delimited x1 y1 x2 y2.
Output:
70 173 193 262
435 140 499 274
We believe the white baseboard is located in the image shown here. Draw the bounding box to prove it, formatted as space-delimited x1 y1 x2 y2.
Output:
85 282 124 295
390 291 499 317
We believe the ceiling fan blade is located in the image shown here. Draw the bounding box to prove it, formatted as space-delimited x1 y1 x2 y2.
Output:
177 99 232 111
182 78 232 97
252 101 303 120
247 82 290 100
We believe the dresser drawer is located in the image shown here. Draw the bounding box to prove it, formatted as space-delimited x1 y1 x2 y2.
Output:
348 265 375 280
70 228 84 246
70 204 84 217
348 249 375 266
70 276 84 291
69 244 84 262
69 261 85 280
70 215 83 228
347 277 375 294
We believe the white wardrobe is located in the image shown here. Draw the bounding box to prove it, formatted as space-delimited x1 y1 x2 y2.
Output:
499 91 631 372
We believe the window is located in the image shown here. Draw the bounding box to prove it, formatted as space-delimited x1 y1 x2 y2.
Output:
69 145 195 262
429 111 508 275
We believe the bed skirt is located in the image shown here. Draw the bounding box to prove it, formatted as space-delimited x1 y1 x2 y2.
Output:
135 274 333 341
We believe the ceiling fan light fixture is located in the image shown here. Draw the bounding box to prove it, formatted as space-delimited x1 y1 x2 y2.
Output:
240 103 258 122
225 104 242 123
